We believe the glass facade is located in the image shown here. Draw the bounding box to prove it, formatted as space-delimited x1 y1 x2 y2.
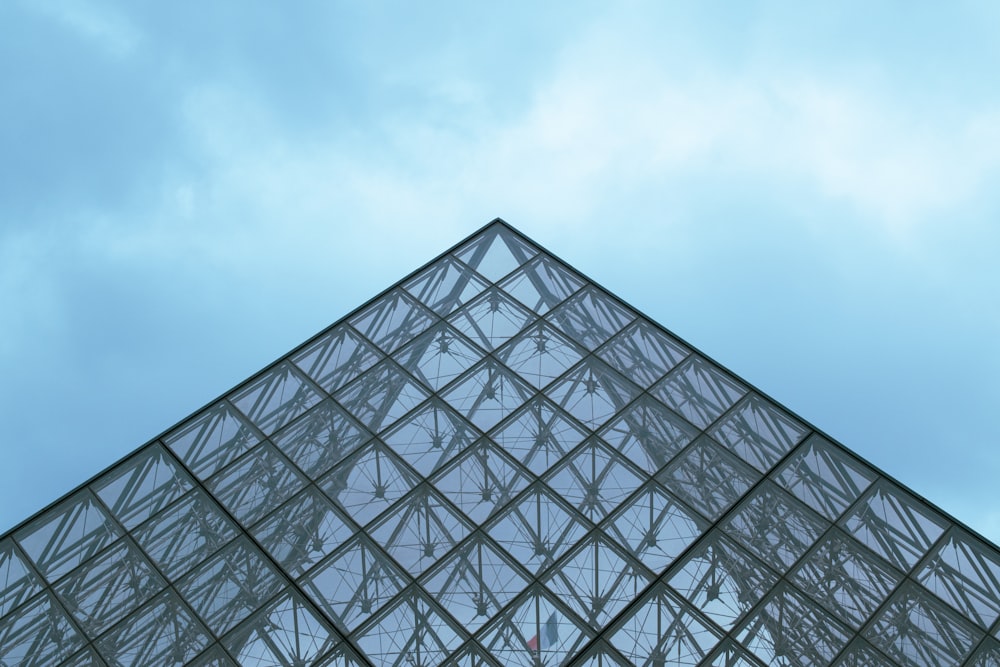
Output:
1 219 998 666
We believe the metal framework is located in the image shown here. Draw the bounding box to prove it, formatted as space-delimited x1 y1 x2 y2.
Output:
2 219 1000 666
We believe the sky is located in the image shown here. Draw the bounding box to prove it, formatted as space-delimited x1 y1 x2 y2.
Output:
1 1 999 544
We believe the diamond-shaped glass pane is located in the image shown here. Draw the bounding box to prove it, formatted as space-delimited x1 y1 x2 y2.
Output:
544 438 645 522
432 439 531 524
0 591 85 666
495 321 584 389
207 442 307 526
658 436 761 521
224 591 340 667
603 481 708 573
334 358 430 433
448 288 537 351
547 358 640 429
0 539 43 618
609 583 719 666
164 402 262 479
547 286 636 350
487 484 589 574
301 535 408 632
599 395 698 475
489 397 588 474
915 529 1000 629
396 322 485 391
270 399 370 480
709 393 809 472
319 441 419 527
357 588 467 667
97 589 212 667
422 534 531 632
381 399 479 477
95 444 195 530
477 587 592 667
442 359 536 432
545 534 653 628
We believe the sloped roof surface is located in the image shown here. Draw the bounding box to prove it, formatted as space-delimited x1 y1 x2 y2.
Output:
2 220 999 666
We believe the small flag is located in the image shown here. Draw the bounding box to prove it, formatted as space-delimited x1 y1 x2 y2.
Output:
527 612 559 652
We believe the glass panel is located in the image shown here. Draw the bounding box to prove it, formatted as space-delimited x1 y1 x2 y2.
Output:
207 442 307 526
497 253 584 315
177 537 284 636
442 359 536 432
599 395 698 475
602 481 707 574
736 582 851 667
597 319 689 387
357 588 467 667
651 355 747 429
0 539 43 618
431 440 531 524
864 582 982 667
300 535 408 632
608 583 719 666
349 288 438 354
94 444 194 530
251 487 355 579
187 644 239 667
231 361 322 436
447 288 537 351
54 538 164 636
223 591 340 667
489 397 588 475
381 399 479 477
0 591 84 667
915 529 1000 629
60 646 108 667
487 484 589 575
396 323 486 391
454 224 538 282
790 528 901 629
546 286 636 350
708 393 809 473
841 480 948 572
96 589 212 667
546 358 640 429
404 255 490 316
131 488 238 581
477 587 592 667
494 321 585 390
721 481 827 573
422 534 531 633
831 639 892 667
668 531 778 630
334 359 430 433
773 434 876 521
292 324 383 393
270 399 370 480
543 438 645 522
544 534 653 628
16 490 122 582
369 487 472 576
318 441 419 527
163 402 261 479
658 436 761 521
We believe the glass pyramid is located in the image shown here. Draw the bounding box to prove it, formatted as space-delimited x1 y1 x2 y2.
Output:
2 220 999 667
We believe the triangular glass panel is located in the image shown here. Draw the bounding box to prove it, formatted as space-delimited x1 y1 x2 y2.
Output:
497 253 584 315
547 285 636 350
597 319 690 388
6 220 1000 667
454 223 539 282
404 255 491 316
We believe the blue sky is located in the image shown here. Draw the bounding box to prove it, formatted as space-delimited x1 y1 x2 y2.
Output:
1 1 998 542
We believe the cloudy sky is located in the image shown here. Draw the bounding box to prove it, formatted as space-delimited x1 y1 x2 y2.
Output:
1 1 998 542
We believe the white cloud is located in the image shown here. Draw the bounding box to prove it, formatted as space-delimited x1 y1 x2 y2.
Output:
26 0 141 58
